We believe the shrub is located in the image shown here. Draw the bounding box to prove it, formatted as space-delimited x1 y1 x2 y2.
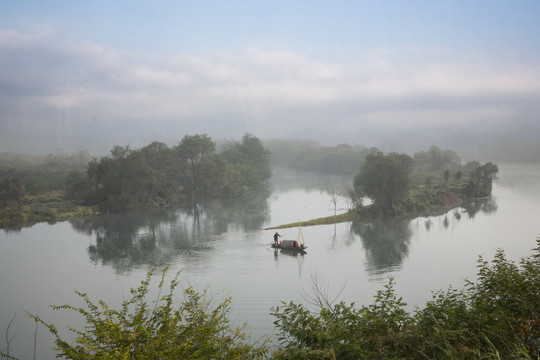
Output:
271 238 540 359
26 269 268 359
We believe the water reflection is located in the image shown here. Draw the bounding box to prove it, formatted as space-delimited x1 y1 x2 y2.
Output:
349 196 498 276
351 218 412 276
69 191 270 273
272 248 305 278
273 247 307 258
443 215 449 229
460 197 498 219
202 188 271 232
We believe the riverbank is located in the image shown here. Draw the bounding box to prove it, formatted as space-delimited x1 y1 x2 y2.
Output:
0 191 96 230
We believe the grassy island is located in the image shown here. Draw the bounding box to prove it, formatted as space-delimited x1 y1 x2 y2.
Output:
265 146 498 230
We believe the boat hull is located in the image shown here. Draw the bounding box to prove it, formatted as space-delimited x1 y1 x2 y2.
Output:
271 243 307 253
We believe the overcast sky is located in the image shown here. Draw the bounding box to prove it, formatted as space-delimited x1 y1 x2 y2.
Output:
1 1 540 155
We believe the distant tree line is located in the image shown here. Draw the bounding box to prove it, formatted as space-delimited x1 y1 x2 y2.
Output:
1 141 498 219
65 133 271 212
263 139 376 175
0 178 26 208
0 150 93 169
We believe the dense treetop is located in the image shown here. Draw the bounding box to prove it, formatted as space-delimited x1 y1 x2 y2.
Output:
66 133 272 212
353 146 499 215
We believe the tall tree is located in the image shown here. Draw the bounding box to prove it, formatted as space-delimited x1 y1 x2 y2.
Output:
354 152 413 214
87 146 156 212
237 133 272 180
140 142 179 205
222 133 272 191
174 134 219 201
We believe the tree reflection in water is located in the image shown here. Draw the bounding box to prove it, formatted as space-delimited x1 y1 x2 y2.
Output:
349 196 498 277
69 190 270 273
460 197 498 219
351 218 412 276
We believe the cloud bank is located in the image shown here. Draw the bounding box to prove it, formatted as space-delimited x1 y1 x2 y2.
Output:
1 27 539 154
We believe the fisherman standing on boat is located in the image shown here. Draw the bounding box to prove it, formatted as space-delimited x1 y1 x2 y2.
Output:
273 232 282 246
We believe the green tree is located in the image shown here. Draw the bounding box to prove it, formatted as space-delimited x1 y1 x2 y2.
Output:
222 133 272 193
64 171 95 205
454 170 462 184
354 152 413 214
0 177 26 207
443 169 450 185
175 134 222 201
477 161 499 195
88 147 156 212
461 161 499 198
236 133 272 181
139 142 180 206
26 269 268 359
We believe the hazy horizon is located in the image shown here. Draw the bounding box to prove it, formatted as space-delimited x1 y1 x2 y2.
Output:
1 1 539 160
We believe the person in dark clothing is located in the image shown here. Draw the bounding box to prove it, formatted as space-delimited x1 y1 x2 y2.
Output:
273 232 281 246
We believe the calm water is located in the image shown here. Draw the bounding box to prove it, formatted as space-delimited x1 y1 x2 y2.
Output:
1 164 539 359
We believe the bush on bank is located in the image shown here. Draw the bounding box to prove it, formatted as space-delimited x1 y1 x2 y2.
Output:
271 238 540 359
24 269 269 360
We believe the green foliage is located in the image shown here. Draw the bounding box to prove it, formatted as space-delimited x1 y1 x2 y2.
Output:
65 171 95 205
354 152 413 214
0 178 26 207
409 146 494 193
2 134 272 220
350 146 499 218
0 190 95 230
175 134 219 201
272 238 540 359
0 167 69 194
222 133 272 193
139 141 180 205
414 242 540 359
87 146 158 212
461 162 499 199
26 269 268 359
271 278 414 359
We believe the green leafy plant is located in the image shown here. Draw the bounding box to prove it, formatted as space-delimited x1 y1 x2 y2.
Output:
271 238 540 359
25 268 268 359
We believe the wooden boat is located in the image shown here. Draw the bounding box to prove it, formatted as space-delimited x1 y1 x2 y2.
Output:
271 225 307 253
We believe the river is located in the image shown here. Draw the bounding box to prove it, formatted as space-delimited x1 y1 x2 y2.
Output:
1 164 539 359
